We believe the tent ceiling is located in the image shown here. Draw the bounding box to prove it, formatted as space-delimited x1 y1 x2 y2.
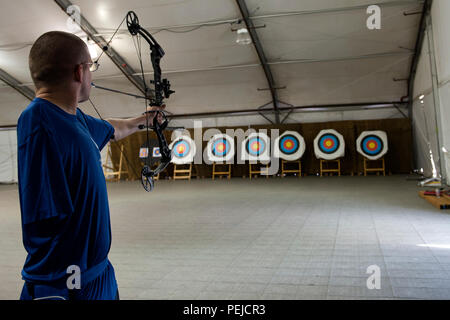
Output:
0 0 424 125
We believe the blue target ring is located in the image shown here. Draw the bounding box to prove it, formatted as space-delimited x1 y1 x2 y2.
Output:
246 137 265 156
361 135 383 156
212 138 230 157
173 140 190 158
280 135 299 155
319 134 339 154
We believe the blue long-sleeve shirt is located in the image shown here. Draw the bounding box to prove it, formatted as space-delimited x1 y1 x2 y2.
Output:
17 97 115 286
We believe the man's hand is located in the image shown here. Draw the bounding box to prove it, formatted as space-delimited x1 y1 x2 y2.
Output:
146 104 166 125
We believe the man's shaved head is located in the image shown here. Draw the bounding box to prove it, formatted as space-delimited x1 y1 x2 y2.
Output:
29 31 90 89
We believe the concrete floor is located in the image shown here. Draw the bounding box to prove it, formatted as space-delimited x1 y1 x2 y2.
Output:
2 175 450 300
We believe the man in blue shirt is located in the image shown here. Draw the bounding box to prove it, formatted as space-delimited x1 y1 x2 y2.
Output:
17 31 163 300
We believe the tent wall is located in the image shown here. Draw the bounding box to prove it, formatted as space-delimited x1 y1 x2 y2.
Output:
0 129 17 183
411 0 450 184
431 0 450 184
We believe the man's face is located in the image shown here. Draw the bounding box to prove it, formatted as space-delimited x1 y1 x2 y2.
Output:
78 48 92 103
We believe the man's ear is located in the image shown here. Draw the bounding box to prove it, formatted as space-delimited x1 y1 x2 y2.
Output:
74 64 83 83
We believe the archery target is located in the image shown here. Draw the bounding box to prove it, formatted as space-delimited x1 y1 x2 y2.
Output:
274 131 305 161
139 139 162 166
357 131 388 160
314 129 345 160
152 147 161 158
241 132 270 161
169 136 196 164
206 134 235 162
139 147 148 158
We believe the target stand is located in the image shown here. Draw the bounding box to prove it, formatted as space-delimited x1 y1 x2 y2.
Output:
249 162 270 179
103 143 129 182
281 160 302 178
212 163 232 180
363 157 385 176
314 129 345 177
206 134 235 180
274 131 305 178
320 159 341 177
173 163 193 180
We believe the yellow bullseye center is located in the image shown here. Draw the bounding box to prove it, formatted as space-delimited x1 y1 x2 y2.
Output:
325 141 332 147
286 142 292 148
217 144 224 152
369 142 375 149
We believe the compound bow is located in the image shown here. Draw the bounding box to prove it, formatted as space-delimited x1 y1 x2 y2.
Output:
90 11 174 192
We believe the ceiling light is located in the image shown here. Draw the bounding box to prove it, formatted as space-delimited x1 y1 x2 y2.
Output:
419 94 425 100
83 38 98 60
236 28 251 45
88 43 98 60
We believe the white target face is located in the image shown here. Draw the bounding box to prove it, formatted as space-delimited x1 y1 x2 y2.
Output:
241 132 270 162
274 131 306 161
206 134 235 162
356 131 388 160
314 129 345 160
169 136 196 164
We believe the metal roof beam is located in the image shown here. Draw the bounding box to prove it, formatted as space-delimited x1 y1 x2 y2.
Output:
0 69 35 101
54 0 148 97
250 0 425 20
167 101 408 119
236 0 281 124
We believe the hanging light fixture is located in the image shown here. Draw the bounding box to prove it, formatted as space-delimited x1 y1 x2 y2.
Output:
236 27 251 45
87 41 98 60
82 37 98 60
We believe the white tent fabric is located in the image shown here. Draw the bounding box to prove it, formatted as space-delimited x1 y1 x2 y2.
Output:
411 0 450 183
0 0 424 126
0 129 18 183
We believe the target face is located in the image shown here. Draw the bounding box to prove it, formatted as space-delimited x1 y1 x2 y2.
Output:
274 131 306 161
319 134 340 154
247 137 265 156
241 132 270 162
140 148 149 158
139 139 163 166
206 134 235 162
356 131 388 160
314 129 345 160
173 140 190 158
169 136 196 164
153 147 161 158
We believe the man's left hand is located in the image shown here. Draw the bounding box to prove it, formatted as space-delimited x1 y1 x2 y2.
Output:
145 104 166 125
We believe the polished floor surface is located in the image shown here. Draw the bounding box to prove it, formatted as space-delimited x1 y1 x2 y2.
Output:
2 175 450 300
